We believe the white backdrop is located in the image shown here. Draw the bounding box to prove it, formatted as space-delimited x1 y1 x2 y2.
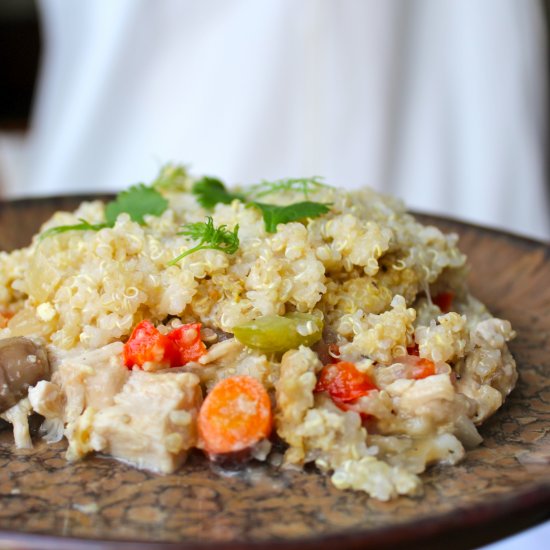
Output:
1 0 549 243
0 1 548 545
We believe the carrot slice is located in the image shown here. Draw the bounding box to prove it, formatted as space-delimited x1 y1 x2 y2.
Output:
198 375 272 455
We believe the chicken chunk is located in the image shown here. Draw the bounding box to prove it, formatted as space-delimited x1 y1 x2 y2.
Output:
68 370 202 473
52 342 129 424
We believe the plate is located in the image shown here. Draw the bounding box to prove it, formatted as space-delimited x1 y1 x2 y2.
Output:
0 196 549 550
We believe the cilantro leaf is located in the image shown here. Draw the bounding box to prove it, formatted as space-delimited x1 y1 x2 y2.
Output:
191 177 245 209
40 183 169 240
249 176 330 199
152 163 191 192
168 216 240 265
39 219 109 241
105 183 168 225
251 201 331 233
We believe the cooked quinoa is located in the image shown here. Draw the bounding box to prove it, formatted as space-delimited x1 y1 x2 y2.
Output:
0 171 517 501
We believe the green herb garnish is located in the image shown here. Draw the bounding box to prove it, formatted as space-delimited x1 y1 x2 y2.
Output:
190 176 330 231
250 201 331 233
168 216 240 265
151 163 191 191
105 183 168 225
39 219 109 241
249 176 330 199
40 183 169 239
191 177 245 209
40 171 331 242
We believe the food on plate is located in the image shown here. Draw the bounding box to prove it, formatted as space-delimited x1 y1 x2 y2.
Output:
198 374 272 456
0 337 51 412
0 166 517 500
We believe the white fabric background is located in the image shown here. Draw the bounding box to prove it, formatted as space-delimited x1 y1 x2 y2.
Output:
0 0 548 239
0 1 548 546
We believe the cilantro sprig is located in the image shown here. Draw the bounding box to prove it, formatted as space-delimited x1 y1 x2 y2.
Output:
191 177 245 209
40 169 332 247
250 201 331 233
168 217 239 265
248 176 330 199
39 219 109 241
40 183 168 240
105 183 168 225
190 177 331 233
152 163 191 192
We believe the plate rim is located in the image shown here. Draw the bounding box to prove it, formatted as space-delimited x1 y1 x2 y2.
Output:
0 482 548 550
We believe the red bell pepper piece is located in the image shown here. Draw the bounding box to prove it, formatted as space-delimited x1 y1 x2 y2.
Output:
411 357 436 379
123 320 177 368
124 320 206 369
167 322 207 365
315 361 378 402
433 291 454 313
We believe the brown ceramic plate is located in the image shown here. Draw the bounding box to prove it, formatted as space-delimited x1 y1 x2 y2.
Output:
0 196 549 550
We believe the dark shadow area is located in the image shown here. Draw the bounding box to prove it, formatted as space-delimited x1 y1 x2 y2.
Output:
0 0 40 129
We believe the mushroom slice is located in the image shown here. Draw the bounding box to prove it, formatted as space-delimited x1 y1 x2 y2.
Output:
0 337 51 413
